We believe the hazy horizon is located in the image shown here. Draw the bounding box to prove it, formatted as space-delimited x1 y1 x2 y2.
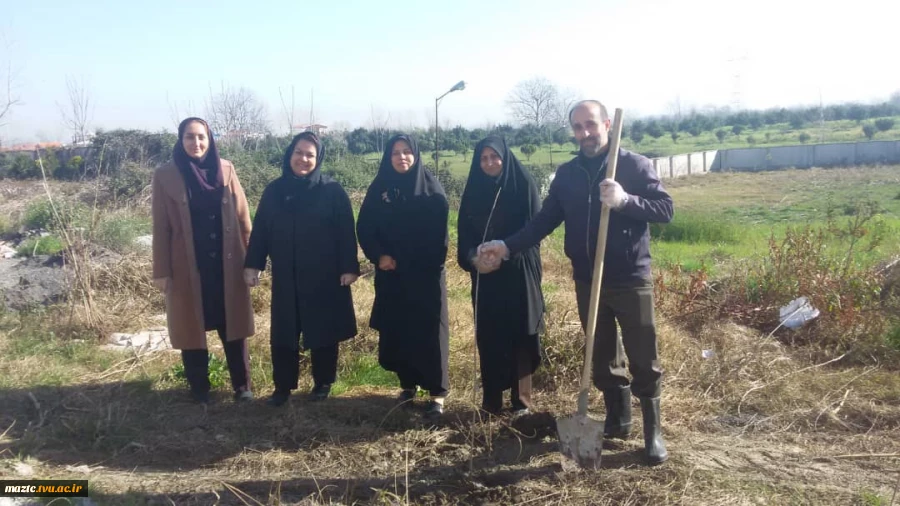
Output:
2 0 899 144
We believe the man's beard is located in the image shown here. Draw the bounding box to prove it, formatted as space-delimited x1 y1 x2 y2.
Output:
580 138 604 157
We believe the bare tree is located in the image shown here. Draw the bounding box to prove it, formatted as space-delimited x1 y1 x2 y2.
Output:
370 104 392 153
548 87 579 128
506 77 559 126
279 85 296 135
0 35 20 136
58 76 94 145
166 92 197 131
205 81 268 144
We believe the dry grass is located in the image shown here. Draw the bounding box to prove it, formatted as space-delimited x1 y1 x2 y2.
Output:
1 168 900 504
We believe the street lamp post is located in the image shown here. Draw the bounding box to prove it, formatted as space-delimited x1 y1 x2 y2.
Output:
434 80 466 171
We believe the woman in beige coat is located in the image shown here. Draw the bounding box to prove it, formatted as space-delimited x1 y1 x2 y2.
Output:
152 117 255 404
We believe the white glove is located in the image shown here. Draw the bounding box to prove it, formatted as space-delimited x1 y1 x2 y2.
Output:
477 240 509 263
599 179 629 210
471 251 501 274
243 268 260 287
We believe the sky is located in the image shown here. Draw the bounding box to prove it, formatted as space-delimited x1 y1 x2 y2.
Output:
1 0 898 144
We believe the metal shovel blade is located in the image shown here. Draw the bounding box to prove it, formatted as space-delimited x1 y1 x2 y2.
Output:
556 412 604 469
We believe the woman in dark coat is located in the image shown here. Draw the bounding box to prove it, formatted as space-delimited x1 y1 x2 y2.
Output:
356 134 450 418
244 131 360 406
457 135 545 416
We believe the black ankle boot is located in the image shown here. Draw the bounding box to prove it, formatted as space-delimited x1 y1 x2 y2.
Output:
603 385 633 439
639 397 668 465
310 384 331 401
267 389 290 407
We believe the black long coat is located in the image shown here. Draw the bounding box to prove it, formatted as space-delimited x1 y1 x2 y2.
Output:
356 134 450 394
457 136 544 394
245 171 360 351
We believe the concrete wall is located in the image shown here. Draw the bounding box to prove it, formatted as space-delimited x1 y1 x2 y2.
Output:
651 150 717 178
651 140 900 178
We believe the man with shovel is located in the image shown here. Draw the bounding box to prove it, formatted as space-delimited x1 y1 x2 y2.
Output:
477 100 673 465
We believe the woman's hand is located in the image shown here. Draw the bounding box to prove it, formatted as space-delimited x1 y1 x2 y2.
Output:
378 255 397 271
243 268 261 287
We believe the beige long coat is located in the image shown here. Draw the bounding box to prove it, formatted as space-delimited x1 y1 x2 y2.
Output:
151 160 255 349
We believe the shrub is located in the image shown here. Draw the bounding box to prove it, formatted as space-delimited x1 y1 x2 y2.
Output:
520 144 537 161
23 199 90 232
862 124 876 140
95 214 151 252
874 118 894 132
16 235 65 257
108 162 153 201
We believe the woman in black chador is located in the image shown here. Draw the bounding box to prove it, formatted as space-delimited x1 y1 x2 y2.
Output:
356 134 450 419
244 131 360 407
457 135 545 416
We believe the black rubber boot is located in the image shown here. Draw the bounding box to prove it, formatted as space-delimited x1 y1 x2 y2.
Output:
603 385 633 439
310 383 331 401
639 396 668 465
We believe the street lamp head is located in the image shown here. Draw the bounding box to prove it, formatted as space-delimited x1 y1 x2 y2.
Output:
450 80 466 93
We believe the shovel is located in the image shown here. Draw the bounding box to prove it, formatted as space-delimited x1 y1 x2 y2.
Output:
556 107 625 470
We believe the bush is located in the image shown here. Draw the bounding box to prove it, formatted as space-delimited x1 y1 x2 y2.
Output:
227 152 280 205
862 124 876 140
874 118 895 132
108 162 153 201
520 144 537 161
731 125 744 135
323 155 377 195
715 130 727 143
798 132 811 144
732 204 888 354
22 198 90 232
54 155 85 180
8 154 40 179
95 214 151 252
654 203 894 359
16 235 65 257
22 200 57 231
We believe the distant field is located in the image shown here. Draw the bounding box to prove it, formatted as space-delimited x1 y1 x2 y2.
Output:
392 116 900 178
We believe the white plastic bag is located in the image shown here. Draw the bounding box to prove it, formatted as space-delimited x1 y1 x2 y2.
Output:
779 296 820 329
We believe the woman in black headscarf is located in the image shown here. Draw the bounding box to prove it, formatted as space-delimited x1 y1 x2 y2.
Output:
457 135 545 416
356 134 450 418
244 131 360 407
151 117 255 404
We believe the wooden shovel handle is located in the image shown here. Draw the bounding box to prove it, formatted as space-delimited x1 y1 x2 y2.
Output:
577 108 624 416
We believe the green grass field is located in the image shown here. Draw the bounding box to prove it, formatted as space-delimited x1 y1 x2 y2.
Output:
394 116 900 179
647 165 900 274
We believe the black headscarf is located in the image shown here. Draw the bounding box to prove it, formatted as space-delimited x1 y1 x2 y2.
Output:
173 117 223 196
280 131 326 193
370 134 443 200
459 135 538 235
